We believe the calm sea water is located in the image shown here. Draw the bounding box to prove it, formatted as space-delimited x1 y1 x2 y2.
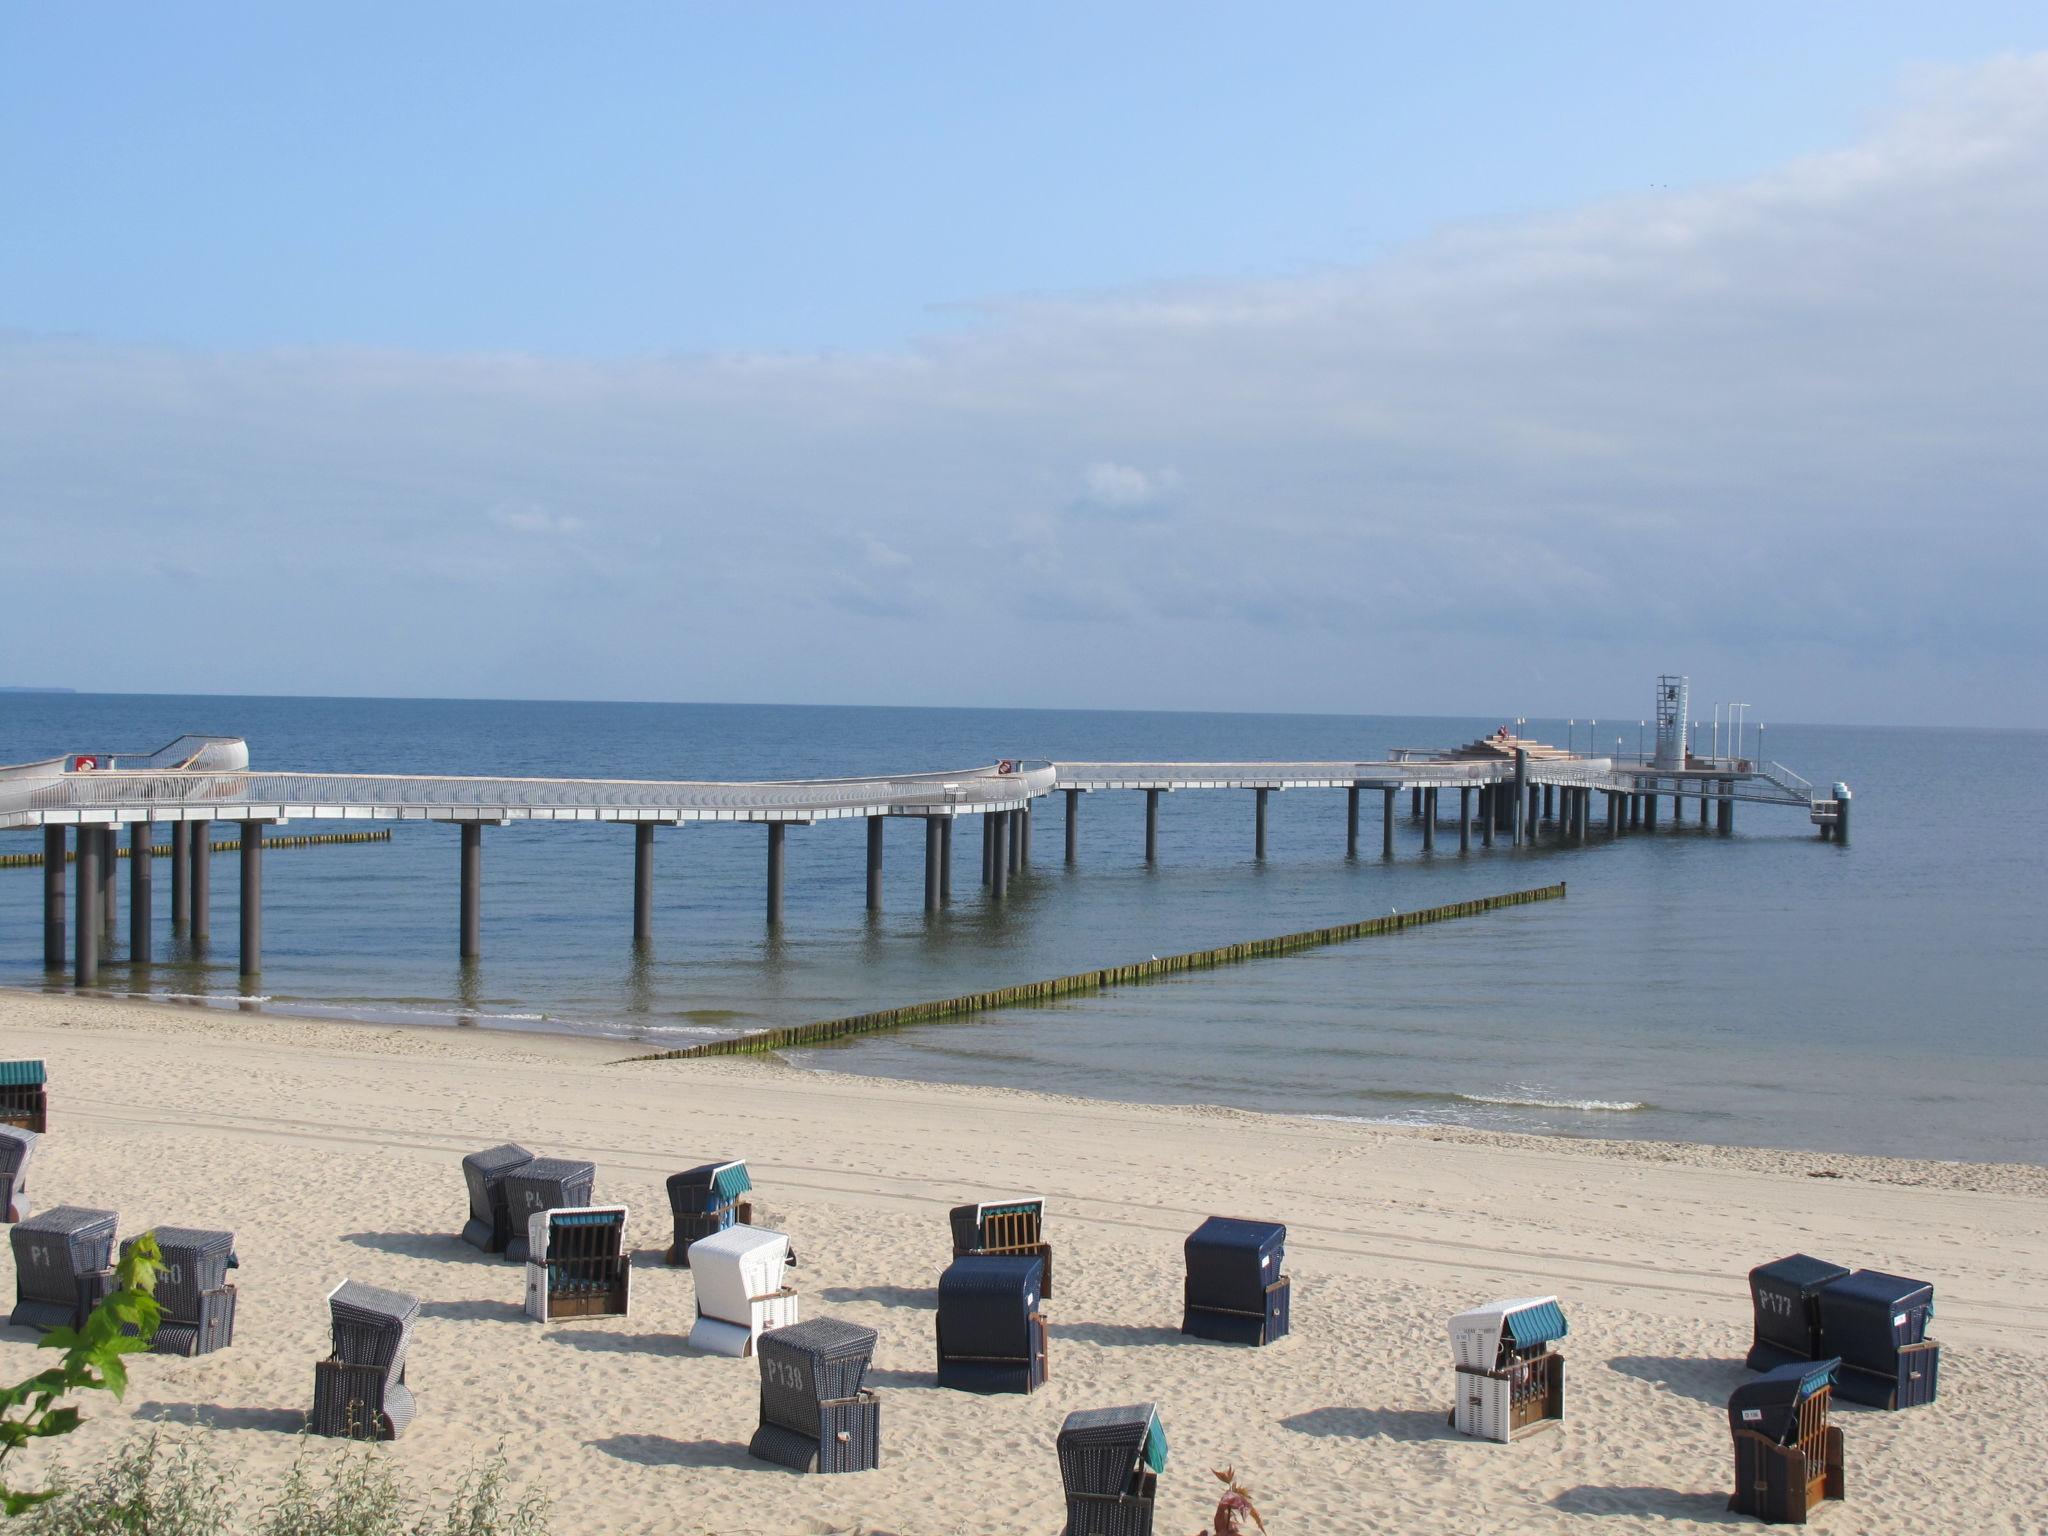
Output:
1 693 2041 1163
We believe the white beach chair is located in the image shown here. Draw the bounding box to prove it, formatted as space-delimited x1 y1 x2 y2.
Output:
1448 1295 1567 1442
686 1223 797 1357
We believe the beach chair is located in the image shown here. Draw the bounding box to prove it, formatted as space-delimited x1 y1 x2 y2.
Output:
749 1317 881 1473
459 1143 534 1253
9 1206 117 1332
123 1227 237 1356
1727 1359 1845 1524
1746 1254 1850 1372
312 1280 419 1440
500 1157 596 1263
666 1159 754 1265
0 1061 47 1134
686 1224 799 1357
936 1254 1047 1394
1182 1216 1289 1346
523 1205 631 1322
1817 1269 1939 1409
0 1127 37 1224
1057 1403 1168 1536
950 1197 1054 1296
1447 1296 1567 1442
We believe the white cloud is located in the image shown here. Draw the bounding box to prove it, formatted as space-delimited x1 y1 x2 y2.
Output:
4 56 2047 722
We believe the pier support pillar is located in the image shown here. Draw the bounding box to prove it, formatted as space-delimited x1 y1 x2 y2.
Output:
1255 788 1269 860
923 817 941 912
1543 783 1554 821
1065 788 1079 864
1718 784 1733 835
766 823 786 926
1410 787 1422 818
1008 809 1022 874
865 814 884 913
189 820 211 944
129 821 152 964
73 826 100 985
1020 805 1031 865
1422 789 1436 851
1628 794 1641 829
1381 786 1396 857
1481 786 1495 848
991 811 1009 898
1575 789 1590 845
940 817 953 903
98 827 116 948
1513 751 1529 847
1644 793 1659 831
634 824 655 941
239 821 264 977
1145 790 1160 863
42 826 65 970
981 814 993 886
1699 793 1709 827
170 822 190 933
1346 785 1359 857
459 822 481 959
1834 797 1849 845
1459 787 1472 852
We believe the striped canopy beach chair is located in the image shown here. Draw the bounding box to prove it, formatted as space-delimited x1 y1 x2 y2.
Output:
500 1157 596 1263
1182 1216 1289 1346
313 1280 420 1440
9 1206 117 1332
0 1127 36 1224
1448 1296 1567 1442
1728 1359 1845 1524
950 1196 1054 1297
459 1143 534 1254
0 1061 47 1135
1057 1403 1167 1536
749 1317 880 1473
523 1204 631 1322
123 1227 237 1356
936 1254 1047 1394
666 1159 753 1265
687 1224 799 1357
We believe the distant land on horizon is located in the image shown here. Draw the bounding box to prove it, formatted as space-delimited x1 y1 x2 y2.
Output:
0 686 75 694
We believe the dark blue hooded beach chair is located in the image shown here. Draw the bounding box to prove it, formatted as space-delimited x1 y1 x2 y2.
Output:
748 1317 880 1473
1727 1359 1844 1524
1817 1269 1938 1409
459 1143 534 1254
666 1159 753 1265
1746 1253 1850 1371
1182 1216 1289 1345
936 1254 1047 1393
500 1157 596 1263
1057 1403 1167 1536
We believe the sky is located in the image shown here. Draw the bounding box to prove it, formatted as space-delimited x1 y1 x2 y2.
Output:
3 4 2045 725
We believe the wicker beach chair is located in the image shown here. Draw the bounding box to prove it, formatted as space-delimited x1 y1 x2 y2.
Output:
1746 1254 1850 1372
1728 1359 1845 1524
1056 1403 1168 1536
312 1280 419 1440
9 1206 117 1332
500 1158 596 1263
459 1143 534 1254
666 1159 754 1265
936 1254 1047 1394
1447 1296 1567 1442
687 1224 799 1357
523 1205 631 1322
123 1227 237 1356
1817 1269 1938 1409
0 1127 37 1224
1182 1217 1289 1345
950 1197 1053 1296
748 1317 880 1473
0 1061 47 1134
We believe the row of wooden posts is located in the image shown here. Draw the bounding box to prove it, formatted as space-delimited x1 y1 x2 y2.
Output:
0 829 390 869
631 882 1568 1061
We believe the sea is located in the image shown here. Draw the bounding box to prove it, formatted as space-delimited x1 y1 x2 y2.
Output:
1 693 2041 1164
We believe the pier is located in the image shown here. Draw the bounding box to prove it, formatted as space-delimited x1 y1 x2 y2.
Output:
0 676 1841 987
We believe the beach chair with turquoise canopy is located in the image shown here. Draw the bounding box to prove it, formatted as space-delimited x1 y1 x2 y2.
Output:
667 1158 753 1265
1057 1403 1167 1535
1448 1296 1567 1442
1727 1358 1844 1523
951 1195 1054 1296
0 1060 47 1135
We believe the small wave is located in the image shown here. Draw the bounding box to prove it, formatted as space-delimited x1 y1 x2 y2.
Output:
1458 1092 1645 1112
147 990 273 1005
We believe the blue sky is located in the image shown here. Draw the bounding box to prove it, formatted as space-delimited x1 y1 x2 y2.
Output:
4 5 2046 722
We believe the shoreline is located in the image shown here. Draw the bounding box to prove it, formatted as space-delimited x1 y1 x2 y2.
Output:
2 986 2044 1533
13 982 2047 1186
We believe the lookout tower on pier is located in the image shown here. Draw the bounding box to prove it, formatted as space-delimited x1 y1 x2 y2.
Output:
1652 675 1690 769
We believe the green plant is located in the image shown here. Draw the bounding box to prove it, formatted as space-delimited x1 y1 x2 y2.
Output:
0 1232 163 1517
20 1429 231 1536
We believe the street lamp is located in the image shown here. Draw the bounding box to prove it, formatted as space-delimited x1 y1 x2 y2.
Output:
1568 719 1575 755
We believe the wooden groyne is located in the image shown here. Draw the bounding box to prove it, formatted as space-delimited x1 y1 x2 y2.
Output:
0 828 390 869
627 881 1566 1062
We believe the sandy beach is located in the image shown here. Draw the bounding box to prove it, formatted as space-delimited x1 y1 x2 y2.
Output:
1 988 2043 1535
